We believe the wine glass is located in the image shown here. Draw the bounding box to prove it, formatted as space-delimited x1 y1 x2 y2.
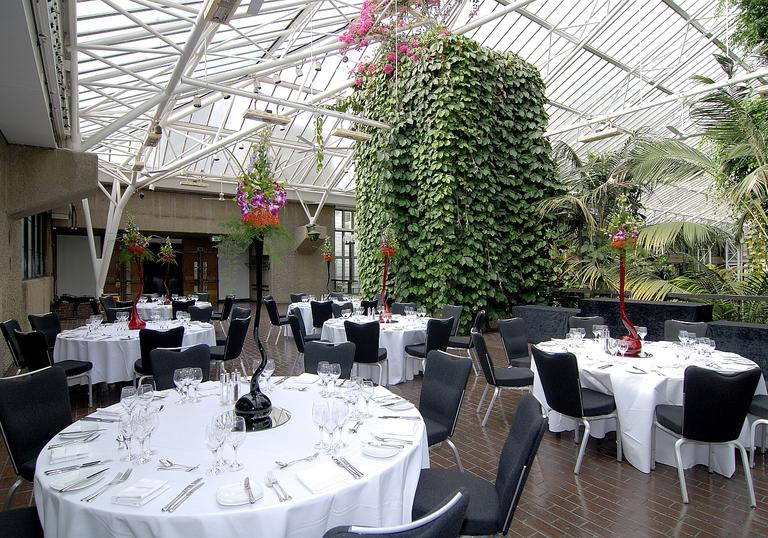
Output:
261 359 275 393
131 408 153 464
119 413 134 462
173 369 187 403
330 399 350 452
360 380 374 419
344 383 361 420
312 399 329 449
120 386 138 415
636 326 648 341
317 361 330 397
227 416 247 471
190 367 203 401
618 340 629 357
137 381 155 408
142 407 160 459
329 363 341 393
205 421 226 475
574 327 586 344
607 338 619 358
592 324 602 340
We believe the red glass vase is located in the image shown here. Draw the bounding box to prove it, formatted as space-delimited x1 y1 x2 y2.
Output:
617 250 641 356
129 259 147 330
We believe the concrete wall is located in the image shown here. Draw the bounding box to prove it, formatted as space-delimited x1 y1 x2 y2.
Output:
23 276 54 317
0 137 23 373
56 234 99 296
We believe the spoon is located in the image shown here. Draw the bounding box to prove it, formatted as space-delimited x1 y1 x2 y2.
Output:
265 471 291 502
158 459 199 472
283 386 307 392
274 452 319 469
349 420 363 433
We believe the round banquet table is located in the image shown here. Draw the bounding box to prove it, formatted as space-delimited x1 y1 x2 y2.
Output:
136 302 212 321
285 300 362 337
531 339 767 475
52 321 216 384
321 315 428 386
34 376 429 538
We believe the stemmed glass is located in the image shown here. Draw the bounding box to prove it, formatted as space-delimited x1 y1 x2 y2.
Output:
261 359 275 393
360 380 374 418
329 363 341 394
205 421 227 475
119 413 134 462
137 381 155 408
173 368 188 403
618 340 629 357
592 324 602 340
312 399 329 450
330 400 350 452
142 407 160 459
636 326 648 342
344 382 361 420
131 408 154 464
317 361 331 397
120 386 138 415
190 368 203 401
607 338 619 358
227 416 246 471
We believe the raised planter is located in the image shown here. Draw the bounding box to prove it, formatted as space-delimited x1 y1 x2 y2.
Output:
511 305 581 343
707 320 768 379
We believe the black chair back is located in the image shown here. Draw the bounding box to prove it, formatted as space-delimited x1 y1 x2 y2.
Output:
264 298 283 325
470 310 486 334
224 316 251 361
664 320 708 341
391 302 416 316
311 301 334 329
231 306 251 320
344 321 381 365
568 316 604 336
498 318 529 364
139 327 185 372
1 319 25 369
361 299 379 316
494 393 548 534
149 345 211 390
188 305 213 322
304 341 356 378
115 299 134 308
288 314 306 354
332 302 354 318
424 318 454 354
290 293 308 303
195 292 210 302
104 306 132 323
27 313 61 350
329 292 346 301
0 367 72 478
531 346 584 418
172 299 195 319
99 295 117 311
441 305 463 336
472 331 498 385
13 330 52 372
682 365 761 442
420 351 472 438
220 295 236 320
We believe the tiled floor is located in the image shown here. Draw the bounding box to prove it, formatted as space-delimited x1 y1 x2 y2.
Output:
4 303 768 536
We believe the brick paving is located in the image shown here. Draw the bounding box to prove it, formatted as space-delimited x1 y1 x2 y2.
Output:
4 303 768 536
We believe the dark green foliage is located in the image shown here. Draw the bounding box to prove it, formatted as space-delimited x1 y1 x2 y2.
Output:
730 0 768 54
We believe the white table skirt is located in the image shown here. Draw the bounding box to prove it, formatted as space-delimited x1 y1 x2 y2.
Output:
34 377 429 538
137 302 212 321
531 339 767 476
284 301 362 337
321 316 427 385
53 321 216 384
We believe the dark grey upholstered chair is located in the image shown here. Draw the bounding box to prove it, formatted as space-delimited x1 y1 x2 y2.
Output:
568 316 605 336
115 299 134 308
405 318 454 372
99 295 117 311
149 344 211 390
171 299 195 319
195 292 210 302
290 293 308 303
0 507 44 537
215 305 250 346
1 319 25 373
344 321 388 385
304 341 356 379
329 292 346 301
311 300 334 330
750 394 768 467
27 312 61 354
497 318 531 368
324 490 469 538
289 306 321 343
189 304 213 323
420 350 472 470
332 302 354 318
447 311 486 376
135 326 185 381
0 367 72 510
531 346 621 474
14 329 93 407
210 315 251 375
653 365 761 506
473 330 534 427
361 299 379 316
663 319 708 341
211 294 236 335
411 393 548 536
264 297 290 344
288 313 307 374
104 306 132 323
391 302 416 316
441 305 464 336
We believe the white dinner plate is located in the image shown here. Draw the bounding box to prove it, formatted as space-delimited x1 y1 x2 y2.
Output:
362 443 401 459
60 422 101 437
382 401 414 412
216 480 264 506
50 469 107 492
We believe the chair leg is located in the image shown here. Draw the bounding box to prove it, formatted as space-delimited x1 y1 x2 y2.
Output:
446 439 464 472
274 327 281 345
239 357 248 378
291 352 303 375
574 419 591 475
481 387 500 427
615 415 622 462
3 477 22 510
735 441 757 508
375 362 383 386
708 444 714 473
750 419 766 468
574 424 580 444
86 374 93 408
477 384 490 413
467 348 479 376
651 421 657 471
674 437 689 503
266 326 273 342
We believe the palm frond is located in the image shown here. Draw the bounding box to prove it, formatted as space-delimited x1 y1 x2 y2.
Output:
629 138 716 187
636 221 724 254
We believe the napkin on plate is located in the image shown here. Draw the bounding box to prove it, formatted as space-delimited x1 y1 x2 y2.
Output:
111 479 169 507
380 419 417 437
49 444 90 464
292 373 319 384
296 462 351 493
372 386 393 399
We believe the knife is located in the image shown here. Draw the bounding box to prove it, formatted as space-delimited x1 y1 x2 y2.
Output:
161 478 203 512
340 457 364 479
81 417 120 423
45 460 112 475
332 456 361 479
59 468 110 492
166 481 205 513
378 416 420 420
244 477 256 504
367 441 404 449
273 376 289 386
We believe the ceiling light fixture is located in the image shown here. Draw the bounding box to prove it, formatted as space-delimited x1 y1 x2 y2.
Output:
577 126 624 144
331 128 372 142
204 0 242 24
192 95 202 108
274 72 282 84
295 65 303 77
243 109 291 125
314 61 322 72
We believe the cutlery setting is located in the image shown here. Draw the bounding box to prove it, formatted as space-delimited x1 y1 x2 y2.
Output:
81 469 132 502
283 386 307 392
161 478 204 512
373 435 412 445
45 460 112 476
264 471 291 502
332 456 363 479
244 477 257 504
59 468 111 493
275 452 319 469
48 432 101 449
157 458 200 472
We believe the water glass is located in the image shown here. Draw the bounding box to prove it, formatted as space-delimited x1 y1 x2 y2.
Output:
329 363 341 393
636 326 648 341
227 416 246 471
173 368 188 403
137 381 155 408
120 386 138 415
607 338 619 357
261 359 275 393
317 361 331 397
205 421 226 475
119 413 134 462
312 399 330 450
190 367 203 401
360 380 374 419
618 340 629 357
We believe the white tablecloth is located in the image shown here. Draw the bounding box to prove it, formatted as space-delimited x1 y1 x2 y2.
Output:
285 301 362 337
34 377 429 538
321 315 428 385
531 339 767 475
137 302 212 321
53 321 216 384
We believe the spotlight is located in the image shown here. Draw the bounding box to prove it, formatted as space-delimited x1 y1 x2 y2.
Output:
223 94 231 99
213 154 220 161
274 72 282 85
192 95 202 108
341 56 348 63
314 61 322 72
139 191 145 199
295 65 303 77
239 144 244 149
148 184 156 191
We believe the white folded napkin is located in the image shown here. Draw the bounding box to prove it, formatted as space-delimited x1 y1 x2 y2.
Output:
49 444 89 464
112 479 169 507
198 381 219 393
380 420 417 437
372 386 394 399
292 373 319 384
296 462 351 493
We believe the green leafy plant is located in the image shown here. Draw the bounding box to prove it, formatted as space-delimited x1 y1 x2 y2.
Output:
315 115 325 173
729 0 768 56
158 236 177 266
119 216 153 264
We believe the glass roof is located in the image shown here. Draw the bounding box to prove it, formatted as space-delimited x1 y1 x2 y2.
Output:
71 0 763 225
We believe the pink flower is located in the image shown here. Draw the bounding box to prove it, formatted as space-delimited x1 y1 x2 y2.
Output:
367 64 376 75
360 39 369 47
387 51 396 62
354 77 363 86
398 43 408 54
441 28 450 35
383 63 394 74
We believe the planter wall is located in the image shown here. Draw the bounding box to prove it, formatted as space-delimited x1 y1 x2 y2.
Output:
707 320 768 379
511 305 581 343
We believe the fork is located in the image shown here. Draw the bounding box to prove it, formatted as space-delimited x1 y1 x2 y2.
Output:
265 471 291 502
275 452 319 469
348 420 363 433
374 435 413 444
81 469 132 502
283 386 307 392
48 432 100 449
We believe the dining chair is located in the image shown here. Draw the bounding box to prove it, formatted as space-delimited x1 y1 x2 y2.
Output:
27 312 61 354
663 319 708 341
404 318 454 373
473 330 534 427
149 344 211 390
311 300 334 331
216 306 251 346
0 366 72 510
171 299 196 319
361 299 379 316
652 365 760 506
749 394 768 467
329 292 346 301
304 341 356 379
290 292 308 303
420 350 472 470
211 294 236 336
195 292 210 302
115 299 134 308
344 320 387 385
14 329 93 407
264 296 290 344
411 393 547 536
288 313 307 375
0 506 44 538
497 318 531 367
1 319 25 374
188 305 213 323
134 326 185 383
531 345 622 474
332 301 354 318
324 489 469 538
391 302 416 316
441 305 464 336
210 315 251 376
104 306 132 324
568 316 605 337
99 294 117 313
289 306 321 343
446 310 486 376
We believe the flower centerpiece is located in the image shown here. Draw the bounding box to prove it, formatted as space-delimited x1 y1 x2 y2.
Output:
119 216 153 329
236 129 287 232
158 237 177 305
321 237 333 294
379 231 397 321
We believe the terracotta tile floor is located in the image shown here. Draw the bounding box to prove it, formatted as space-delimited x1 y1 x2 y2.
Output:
4 303 768 536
